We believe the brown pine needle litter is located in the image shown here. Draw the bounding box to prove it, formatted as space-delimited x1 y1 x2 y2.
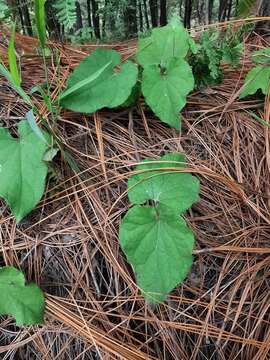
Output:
1 19 270 359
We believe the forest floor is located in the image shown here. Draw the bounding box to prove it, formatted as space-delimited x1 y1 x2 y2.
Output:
0 25 270 360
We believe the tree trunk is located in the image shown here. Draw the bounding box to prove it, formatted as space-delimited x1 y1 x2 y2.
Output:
149 0 158 27
139 0 144 32
207 0 214 23
86 0 92 27
258 0 270 16
45 0 62 41
160 0 167 26
75 1 83 30
19 0 33 36
124 0 138 38
219 0 228 21
143 0 150 29
197 0 204 24
226 0 233 19
184 0 192 28
257 0 270 30
91 0 101 39
179 0 183 17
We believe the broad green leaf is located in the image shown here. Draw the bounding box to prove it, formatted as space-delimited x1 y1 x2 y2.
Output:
0 120 50 222
8 23 21 87
60 49 138 113
119 205 194 302
128 153 199 213
0 266 45 326
141 58 194 129
239 65 270 98
59 60 112 101
137 18 192 67
26 109 48 145
34 0 46 49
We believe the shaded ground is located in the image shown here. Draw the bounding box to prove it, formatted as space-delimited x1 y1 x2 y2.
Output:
0 23 270 360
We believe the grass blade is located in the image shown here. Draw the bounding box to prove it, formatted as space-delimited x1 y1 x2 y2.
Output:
8 23 21 87
35 0 46 49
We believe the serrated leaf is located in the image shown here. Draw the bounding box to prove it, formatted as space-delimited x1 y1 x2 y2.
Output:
239 65 270 98
128 153 199 213
237 0 256 17
222 42 243 68
0 120 50 222
60 49 138 113
137 18 192 67
0 266 45 326
119 205 194 302
141 58 194 129
54 0 76 30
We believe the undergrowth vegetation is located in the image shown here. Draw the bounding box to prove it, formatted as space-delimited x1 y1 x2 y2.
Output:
0 0 269 333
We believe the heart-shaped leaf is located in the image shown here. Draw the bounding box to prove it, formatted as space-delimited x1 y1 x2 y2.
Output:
60 48 138 113
128 153 199 213
0 266 45 326
137 17 193 67
0 120 50 222
141 58 194 129
119 205 194 302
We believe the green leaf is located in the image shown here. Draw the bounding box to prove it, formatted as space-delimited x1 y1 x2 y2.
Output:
54 0 76 30
26 109 48 145
0 0 9 20
0 63 32 106
141 58 194 129
251 49 270 64
59 60 112 101
0 266 45 326
8 23 21 87
239 65 270 98
0 120 50 222
237 0 256 17
128 153 199 213
34 0 46 49
137 18 192 67
119 205 194 302
60 49 138 113
222 42 243 68
43 147 59 162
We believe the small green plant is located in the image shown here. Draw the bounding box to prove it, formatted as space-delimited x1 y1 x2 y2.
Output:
68 27 94 44
59 48 139 112
191 26 244 88
119 153 200 302
0 266 45 325
60 16 196 130
240 48 270 98
0 120 51 222
0 0 9 21
54 0 77 31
